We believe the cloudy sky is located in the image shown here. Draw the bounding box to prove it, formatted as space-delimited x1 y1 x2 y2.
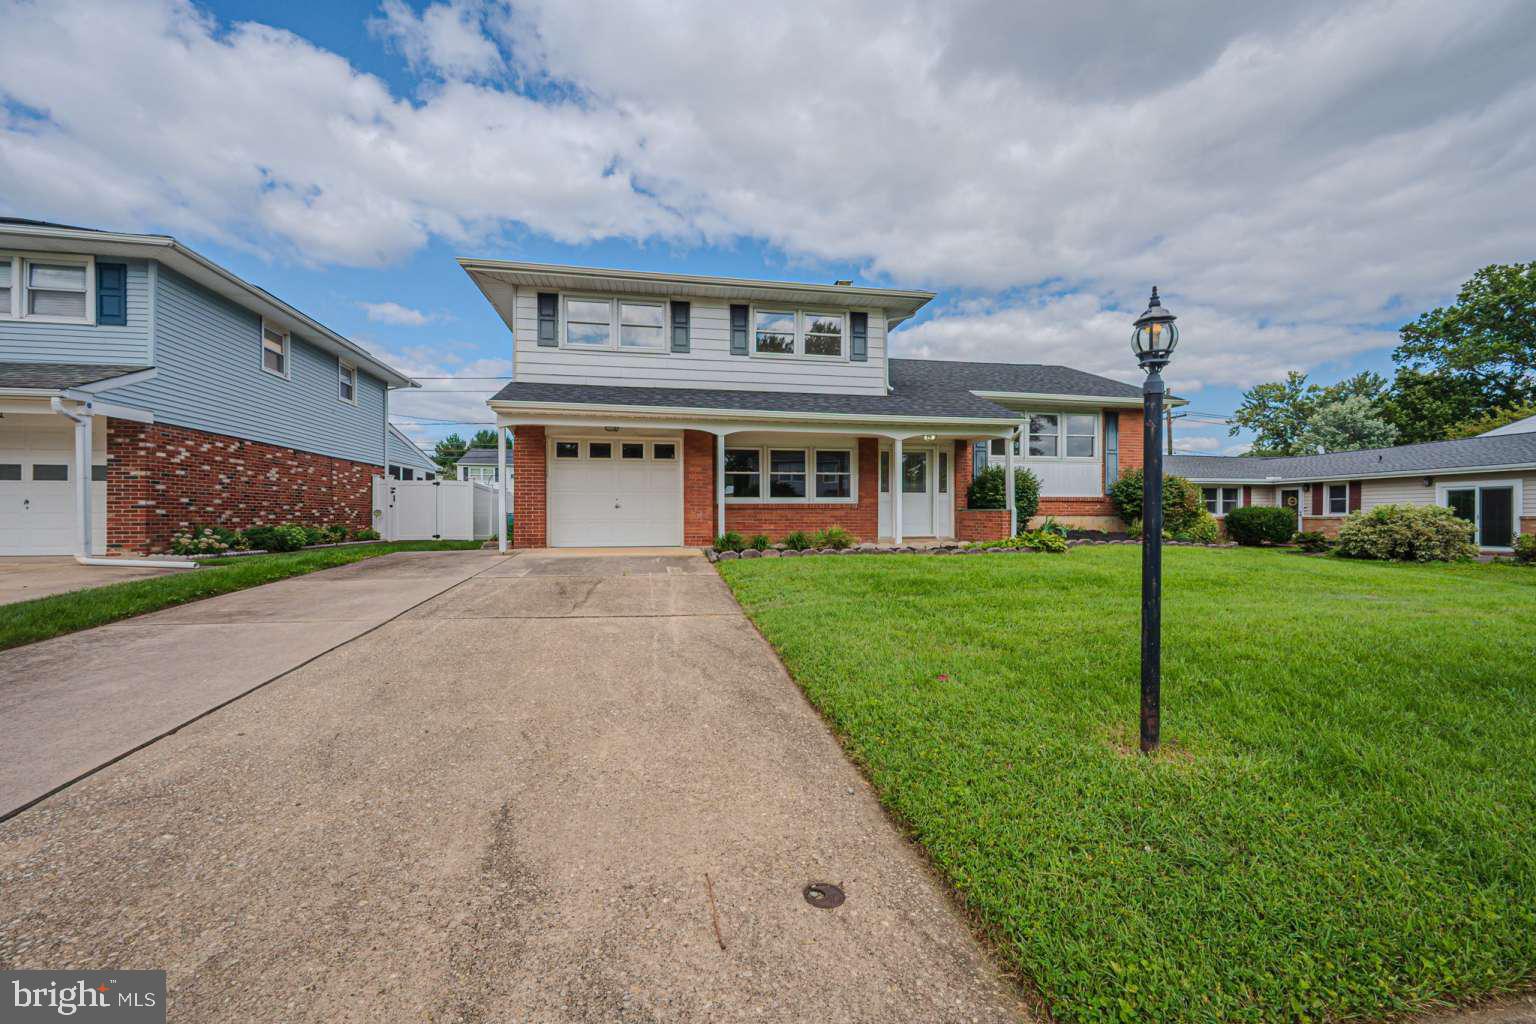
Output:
3 0 1534 453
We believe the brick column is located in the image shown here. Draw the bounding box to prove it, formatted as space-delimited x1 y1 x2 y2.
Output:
1117 409 1145 474
106 419 154 554
512 426 546 548
954 439 973 515
682 430 718 547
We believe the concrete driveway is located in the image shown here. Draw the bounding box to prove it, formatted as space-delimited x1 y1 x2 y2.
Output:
0 555 186 606
0 548 1026 1022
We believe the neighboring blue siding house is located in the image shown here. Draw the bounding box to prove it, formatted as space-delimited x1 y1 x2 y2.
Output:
0 218 417 555
388 424 439 480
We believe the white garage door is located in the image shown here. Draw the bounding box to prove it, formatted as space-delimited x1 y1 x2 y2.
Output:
0 415 106 555
547 438 682 547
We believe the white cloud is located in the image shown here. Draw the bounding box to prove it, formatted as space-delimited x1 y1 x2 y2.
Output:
3 0 1535 391
360 300 436 326
1172 436 1223 454
372 342 509 440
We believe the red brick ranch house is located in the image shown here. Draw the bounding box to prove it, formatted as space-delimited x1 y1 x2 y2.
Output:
459 260 1151 549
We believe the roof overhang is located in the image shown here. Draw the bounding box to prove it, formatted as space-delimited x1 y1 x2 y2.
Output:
971 390 1173 410
458 258 935 328
0 223 417 389
1179 463 1536 485
489 398 1017 434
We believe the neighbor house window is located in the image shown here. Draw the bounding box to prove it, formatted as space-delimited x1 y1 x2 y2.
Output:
724 449 761 498
815 450 852 498
1327 483 1348 515
564 298 613 347
0 260 12 317
769 450 807 497
752 309 846 358
261 323 289 377
25 260 90 320
1203 486 1239 516
338 360 356 403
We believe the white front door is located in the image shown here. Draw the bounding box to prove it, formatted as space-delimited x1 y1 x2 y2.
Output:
0 415 106 555
901 449 933 536
548 438 683 547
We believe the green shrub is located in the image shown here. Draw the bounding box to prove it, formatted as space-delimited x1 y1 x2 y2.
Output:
1335 504 1477 562
354 527 381 541
713 531 745 553
168 527 231 556
1037 515 1068 538
749 533 771 551
966 466 1041 521
1224 506 1297 546
968 530 1070 554
782 530 813 551
321 524 351 544
299 525 325 546
1110 469 1204 534
812 526 854 550
1295 531 1332 553
1173 510 1221 544
1514 533 1536 564
243 523 307 553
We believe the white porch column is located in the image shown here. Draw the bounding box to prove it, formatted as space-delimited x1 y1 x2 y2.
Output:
1005 429 1017 537
892 436 904 545
716 432 726 538
74 408 94 556
496 424 508 553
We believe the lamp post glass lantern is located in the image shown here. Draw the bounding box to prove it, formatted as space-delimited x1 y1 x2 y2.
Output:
1132 287 1177 754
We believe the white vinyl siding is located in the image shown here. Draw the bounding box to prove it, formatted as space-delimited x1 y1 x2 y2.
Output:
512 290 888 394
1362 471 1536 517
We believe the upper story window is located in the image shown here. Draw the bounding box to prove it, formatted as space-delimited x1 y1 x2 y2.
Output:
563 296 667 351
990 411 1099 461
338 360 357 403
0 253 94 323
261 322 290 378
754 309 845 359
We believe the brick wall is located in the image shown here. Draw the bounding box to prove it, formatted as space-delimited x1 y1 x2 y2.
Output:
1117 410 1145 475
1300 516 1344 538
682 430 717 546
722 437 880 542
956 509 1012 541
511 426 547 548
105 419 379 554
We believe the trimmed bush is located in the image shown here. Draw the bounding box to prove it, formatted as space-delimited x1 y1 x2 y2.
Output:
713 531 746 552
1110 469 1204 535
1173 510 1221 544
242 524 307 553
966 466 1041 521
1224 506 1297 546
782 530 813 551
1335 504 1477 562
354 527 381 541
748 533 771 551
1513 533 1536 563
813 526 854 550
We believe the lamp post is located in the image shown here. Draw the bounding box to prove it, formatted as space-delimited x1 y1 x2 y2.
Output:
1131 287 1178 754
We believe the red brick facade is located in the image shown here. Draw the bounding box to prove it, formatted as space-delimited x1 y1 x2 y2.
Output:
105 420 379 555
512 426 547 548
953 438 1013 541
720 437 880 542
683 430 717 546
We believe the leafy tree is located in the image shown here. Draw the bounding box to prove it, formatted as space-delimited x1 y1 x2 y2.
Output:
469 428 499 448
1229 371 1388 455
432 432 468 475
1379 368 1489 444
1295 396 1399 453
1444 401 1536 439
1394 262 1536 415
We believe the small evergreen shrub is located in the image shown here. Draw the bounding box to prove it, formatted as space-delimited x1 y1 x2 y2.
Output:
1224 506 1297 546
321 524 351 543
749 533 771 551
1110 469 1204 534
1334 505 1477 562
713 531 746 552
1295 531 1332 553
966 466 1041 521
782 531 813 551
243 524 307 553
354 527 381 541
1512 533 1536 563
812 526 854 550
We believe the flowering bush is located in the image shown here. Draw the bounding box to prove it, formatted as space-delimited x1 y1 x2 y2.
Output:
168 527 231 556
1335 504 1477 562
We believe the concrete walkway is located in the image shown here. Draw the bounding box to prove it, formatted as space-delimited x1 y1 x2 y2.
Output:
0 548 1027 1022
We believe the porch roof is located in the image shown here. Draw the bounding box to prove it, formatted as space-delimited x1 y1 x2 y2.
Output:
0 362 153 392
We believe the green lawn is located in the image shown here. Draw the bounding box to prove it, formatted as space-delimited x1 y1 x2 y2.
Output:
0 540 485 652
718 547 1536 1024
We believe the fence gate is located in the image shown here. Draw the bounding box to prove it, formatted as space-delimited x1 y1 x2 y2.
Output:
373 479 496 541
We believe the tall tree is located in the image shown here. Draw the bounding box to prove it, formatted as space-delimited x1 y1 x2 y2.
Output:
1380 368 1489 443
1444 401 1536 439
432 432 468 475
1393 261 1536 414
1295 396 1399 453
469 428 499 448
1229 370 1388 455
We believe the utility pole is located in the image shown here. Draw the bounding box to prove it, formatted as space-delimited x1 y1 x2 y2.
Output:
1166 409 1187 455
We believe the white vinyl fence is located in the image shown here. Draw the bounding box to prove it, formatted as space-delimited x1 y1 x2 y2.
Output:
373 478 498 541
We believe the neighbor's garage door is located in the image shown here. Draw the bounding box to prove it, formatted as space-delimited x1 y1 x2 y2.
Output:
547 438 682 547
0 415 106 555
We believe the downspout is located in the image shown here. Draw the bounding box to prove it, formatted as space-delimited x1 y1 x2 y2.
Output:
49 397 193 570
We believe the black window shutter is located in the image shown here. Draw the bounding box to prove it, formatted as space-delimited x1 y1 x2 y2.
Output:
729 304 749 355
536 292 558 346
670 300 690 353
849 311 868 362
97 262 128 326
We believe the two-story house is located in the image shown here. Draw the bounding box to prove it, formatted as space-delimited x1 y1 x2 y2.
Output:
460 259 1148 549
0 218 416 556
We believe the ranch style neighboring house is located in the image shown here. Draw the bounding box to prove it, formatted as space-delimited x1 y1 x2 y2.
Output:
1168 430 1536 552
459 259 1151 549
387 424 438 480
0 218 416 556
455 445 506 485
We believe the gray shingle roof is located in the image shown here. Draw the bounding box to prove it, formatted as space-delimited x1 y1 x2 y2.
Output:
488 357 1144 422
0 362 152 390
456 447 501 465
1168 432 1536 482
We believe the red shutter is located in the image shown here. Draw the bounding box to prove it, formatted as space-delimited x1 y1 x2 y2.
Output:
1242 485 1252 507
1311 485 1323 515
1349 480 1362 512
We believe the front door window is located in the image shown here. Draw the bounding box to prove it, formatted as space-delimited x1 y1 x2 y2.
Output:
902 451 928 493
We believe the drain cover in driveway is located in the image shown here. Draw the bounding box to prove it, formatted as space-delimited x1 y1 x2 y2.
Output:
803 882 845 909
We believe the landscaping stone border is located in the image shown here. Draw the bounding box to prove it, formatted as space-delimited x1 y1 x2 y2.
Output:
706 538 1236 561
